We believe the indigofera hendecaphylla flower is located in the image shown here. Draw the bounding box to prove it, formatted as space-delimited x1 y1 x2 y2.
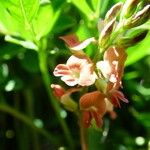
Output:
52 34 129 128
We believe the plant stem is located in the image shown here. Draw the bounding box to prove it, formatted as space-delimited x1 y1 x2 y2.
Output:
0 103 57 144
38 40 75 149
79 113 88 150
13 92 29 150
23 88 40 150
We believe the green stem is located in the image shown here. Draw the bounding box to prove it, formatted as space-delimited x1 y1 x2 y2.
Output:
38 41 75 149
95 0 101 19
0 103 57 144
23 88 40 150
13 92 29 150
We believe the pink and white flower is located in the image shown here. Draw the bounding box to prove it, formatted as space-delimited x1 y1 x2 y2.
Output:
79 91 106 128
96 46 128 107
96 46 127 88
53 55 97 86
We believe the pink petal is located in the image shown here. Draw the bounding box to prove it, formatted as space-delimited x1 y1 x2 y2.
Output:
61 76 78 86
66 55 87 66
60 34 80 47
82 111 92 128
104 46 127 63
80 91 106 114
79 64 96 86
70 37 96 51
53 64 70 76
60 34 96 51
114 90 129 103
111 95 121 108
55 70 71 76
92 111 103 128
96 61 111 78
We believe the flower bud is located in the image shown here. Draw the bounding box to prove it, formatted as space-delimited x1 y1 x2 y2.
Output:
61 94 78 112
95 79 107 93
129 4 150 27
116 29 148 47
105 2 123 23
121 0 139 18
51 84 65 98
99 18 116 48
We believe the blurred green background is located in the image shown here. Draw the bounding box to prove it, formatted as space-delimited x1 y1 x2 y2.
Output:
0 0 150 150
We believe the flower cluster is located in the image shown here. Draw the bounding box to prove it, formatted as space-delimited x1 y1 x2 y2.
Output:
51 34 128 128
51 0 150 128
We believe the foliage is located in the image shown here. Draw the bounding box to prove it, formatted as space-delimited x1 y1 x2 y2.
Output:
0 0 150 150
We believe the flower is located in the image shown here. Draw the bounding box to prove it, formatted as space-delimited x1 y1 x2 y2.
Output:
53 55 96 86
51 84 79 111
96 46 127 88
107 83 129 107
80 91 106 128
96 46 128 107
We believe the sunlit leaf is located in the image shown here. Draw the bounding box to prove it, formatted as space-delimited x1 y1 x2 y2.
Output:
71 0 94 20
33 3 60 40
0 0 39 40
5 35 38 50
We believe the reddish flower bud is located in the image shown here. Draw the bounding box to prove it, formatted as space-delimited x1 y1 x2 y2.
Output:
51 84 65 98
105 2 123 23
121 0 139 18
99 18 116 48
51 84 78 111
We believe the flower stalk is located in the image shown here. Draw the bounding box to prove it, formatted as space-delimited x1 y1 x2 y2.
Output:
79 113 88 150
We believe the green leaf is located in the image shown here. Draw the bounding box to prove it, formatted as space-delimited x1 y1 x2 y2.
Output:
86 0 101 18
71 0 94 19
32 4 54 40
3 0 39 22
5 35 38 50
0 2 18 35
0 0 39 40
52 15 76 33
137 85 150 96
